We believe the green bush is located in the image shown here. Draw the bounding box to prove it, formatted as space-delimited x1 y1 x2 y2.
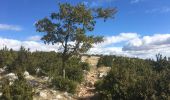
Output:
0 73 33 100
81 62 90 71
95 56 170 100
0 47 86 95
97 55 114 67
65 66 84 83
52 76 77 93
65 57 85 83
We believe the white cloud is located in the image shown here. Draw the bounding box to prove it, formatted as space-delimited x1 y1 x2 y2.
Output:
92 33 170 59
0 37 61 52
1 33 170 59
27 35 41 41
0 24 22 31
123 34 170 51
94 33 139 47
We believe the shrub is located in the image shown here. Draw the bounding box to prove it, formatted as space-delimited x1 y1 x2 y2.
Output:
65 66 84 83
97 55 114 67
65 57 84 83
0 73 33 100
81 62 90 71
52 76 77 93
95 56 170 100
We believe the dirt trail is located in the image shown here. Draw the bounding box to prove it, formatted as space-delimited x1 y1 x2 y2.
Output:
77 56 100 99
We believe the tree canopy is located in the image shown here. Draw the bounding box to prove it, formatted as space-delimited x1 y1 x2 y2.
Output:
35 3 117 78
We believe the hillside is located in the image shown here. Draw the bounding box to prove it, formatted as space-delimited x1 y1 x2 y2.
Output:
0 55 111 100
0 49 169 100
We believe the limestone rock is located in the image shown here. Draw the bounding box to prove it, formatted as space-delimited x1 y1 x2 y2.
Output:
39 91 47 99
24 71 29 77
24 71 34 80
56 94 62 99
0 68 5 73
99 72 107 78
5 73 18 81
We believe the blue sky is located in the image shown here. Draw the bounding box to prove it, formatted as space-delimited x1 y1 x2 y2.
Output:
0 0 170 58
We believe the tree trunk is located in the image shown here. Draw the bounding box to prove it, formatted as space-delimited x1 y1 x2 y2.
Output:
62 58 66 79
62 56 66 78
63 68 66 79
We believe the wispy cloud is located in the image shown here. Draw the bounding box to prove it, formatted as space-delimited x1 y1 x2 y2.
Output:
98 0 117 3
146 7 170 14
83 1 100 7
83 0 116 7
0 24 22 31
130 0 141 4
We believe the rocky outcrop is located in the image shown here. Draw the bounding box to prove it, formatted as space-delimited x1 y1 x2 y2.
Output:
5 73 18 81
34 89 76 100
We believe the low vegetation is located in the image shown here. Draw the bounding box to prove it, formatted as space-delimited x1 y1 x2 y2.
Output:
0 3 169 99
1 46 170 99
0 73 33 100
97 55 115 67
95 55 170 100
0 46 88 96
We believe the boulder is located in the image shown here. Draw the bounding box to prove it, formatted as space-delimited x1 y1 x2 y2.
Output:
0 68 5 73
24 71 34 80
5 73 18 81
63 92 68 97
24 71 29 77
36 68 40 74
39 91 47 99
99 72 107 78
56 95 62 99
43 76 49 81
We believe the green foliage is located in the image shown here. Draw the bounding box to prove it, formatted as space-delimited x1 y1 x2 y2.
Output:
65 66 83 83
95 56 170 100
51 76 77 93
97 55 115 67
1 73 33 100
154 53 169 72
7 46 30 73
0 47 86 94
81 62 90 71
35 3 116 78
0 47 17 68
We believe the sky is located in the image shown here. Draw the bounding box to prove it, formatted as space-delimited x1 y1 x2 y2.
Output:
0 0 170 59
